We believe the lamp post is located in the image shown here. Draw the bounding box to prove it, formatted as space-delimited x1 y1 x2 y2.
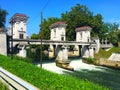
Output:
11 19 13 59
40 12 43 68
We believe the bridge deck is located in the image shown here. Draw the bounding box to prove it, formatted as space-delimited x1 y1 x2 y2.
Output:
11 39 95 46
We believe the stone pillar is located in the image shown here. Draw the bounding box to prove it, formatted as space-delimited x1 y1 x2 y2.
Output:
48 45 54 58
81 45 89 58
55 45 62 60
95 38 100 53
89 47 94 58
92 37 100 53
62 46 68 60
17 45 26 57
0 28 7 55
73 45 79 56
56 45 69 61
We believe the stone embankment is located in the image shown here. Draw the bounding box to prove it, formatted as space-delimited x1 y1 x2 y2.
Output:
96 58 120 69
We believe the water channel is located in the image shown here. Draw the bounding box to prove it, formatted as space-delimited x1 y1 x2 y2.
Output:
37 58 120 90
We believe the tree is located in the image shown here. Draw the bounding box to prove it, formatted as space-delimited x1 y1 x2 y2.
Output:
99 22 110 40
101 22 119 46
61 4 103 40
0 7 8 28
30 33 39 39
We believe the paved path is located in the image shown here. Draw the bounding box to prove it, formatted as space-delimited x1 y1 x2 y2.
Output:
109 53 120 61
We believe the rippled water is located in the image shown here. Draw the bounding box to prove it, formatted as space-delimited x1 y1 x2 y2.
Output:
37 58 120 90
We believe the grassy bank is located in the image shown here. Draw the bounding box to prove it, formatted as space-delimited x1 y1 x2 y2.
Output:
0 55 109 90
95 47 120 59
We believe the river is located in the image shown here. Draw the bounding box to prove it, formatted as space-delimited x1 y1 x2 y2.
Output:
37 58 120 90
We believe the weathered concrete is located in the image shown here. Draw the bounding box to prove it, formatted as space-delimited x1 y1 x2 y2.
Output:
96 59 120 69
0 28 7 55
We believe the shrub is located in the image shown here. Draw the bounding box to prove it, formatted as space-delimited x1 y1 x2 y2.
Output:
87 57 96 63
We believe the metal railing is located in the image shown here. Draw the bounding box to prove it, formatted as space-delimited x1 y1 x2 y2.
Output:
0 67 39 90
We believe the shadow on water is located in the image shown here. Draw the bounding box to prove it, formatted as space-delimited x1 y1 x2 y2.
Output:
63 61 120 90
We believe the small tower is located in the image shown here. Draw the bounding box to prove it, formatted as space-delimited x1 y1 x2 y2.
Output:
9 13 28 39
75 26 91 42
50 22 67 41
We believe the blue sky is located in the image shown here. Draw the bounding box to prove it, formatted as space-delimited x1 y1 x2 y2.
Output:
0 0 120 36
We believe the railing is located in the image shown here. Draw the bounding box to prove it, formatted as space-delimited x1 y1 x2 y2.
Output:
10 38 95 45
100 44 113 48
0 67 39 90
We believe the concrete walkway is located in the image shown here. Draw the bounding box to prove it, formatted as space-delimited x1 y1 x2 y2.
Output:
109 53 120 61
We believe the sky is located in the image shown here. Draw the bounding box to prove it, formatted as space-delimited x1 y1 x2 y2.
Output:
0 0 120 37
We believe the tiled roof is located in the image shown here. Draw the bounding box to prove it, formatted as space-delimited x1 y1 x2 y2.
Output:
50 22 67 29
14 13 27 17
75 26 92 32
9 13 28 23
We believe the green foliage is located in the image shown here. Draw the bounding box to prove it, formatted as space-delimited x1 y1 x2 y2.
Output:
27 44 49 61
0 81 9 90
61 4 103 40
87 57 96 63
30 33 39 39
100 22 119 46
13 55 33 63
0 55 109 90
0 7 8 28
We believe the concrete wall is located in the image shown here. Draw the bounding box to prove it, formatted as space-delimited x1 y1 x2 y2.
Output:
8 21 27 39
0 28 7 55
76 30 90 42
50 27 66 41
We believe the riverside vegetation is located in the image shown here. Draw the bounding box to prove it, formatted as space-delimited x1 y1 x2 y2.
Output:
0 55 110 90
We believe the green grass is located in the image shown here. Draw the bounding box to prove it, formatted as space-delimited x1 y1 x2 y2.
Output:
0 81 9 90
95 47 120 59
0 55 109 90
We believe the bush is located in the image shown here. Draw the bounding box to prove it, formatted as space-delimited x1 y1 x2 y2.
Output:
87 57 96 63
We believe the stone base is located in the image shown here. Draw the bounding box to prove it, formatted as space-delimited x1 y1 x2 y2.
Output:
55 60 74 71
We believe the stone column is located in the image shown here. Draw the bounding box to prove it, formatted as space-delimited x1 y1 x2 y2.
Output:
62 46 68 60
48 44 54 58
56 45 69 61
89 47 94 58
73 45 79 56
17 45 26 57
81 45 89 58
0 28 7 55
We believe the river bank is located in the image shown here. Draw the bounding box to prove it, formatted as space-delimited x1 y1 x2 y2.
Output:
96 59 120 69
